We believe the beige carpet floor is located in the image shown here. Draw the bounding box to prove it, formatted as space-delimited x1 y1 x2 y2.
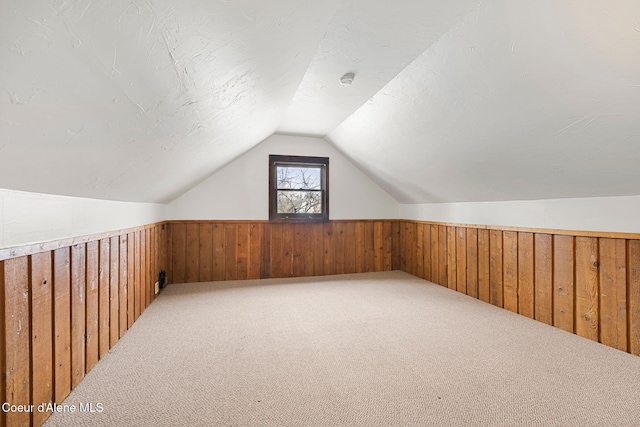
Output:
44 271 640 426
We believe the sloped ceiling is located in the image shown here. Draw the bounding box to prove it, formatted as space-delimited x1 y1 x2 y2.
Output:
2 0 640 204
328 0 640 203
0 0 341 202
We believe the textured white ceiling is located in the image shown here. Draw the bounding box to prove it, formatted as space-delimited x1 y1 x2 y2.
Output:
276 0 479 136
328 0 640 203
0 0 341 202
2 0 640 204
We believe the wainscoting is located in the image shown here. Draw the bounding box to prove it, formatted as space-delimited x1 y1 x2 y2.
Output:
398 221 640 357
167 220 400 284
0 224 167 427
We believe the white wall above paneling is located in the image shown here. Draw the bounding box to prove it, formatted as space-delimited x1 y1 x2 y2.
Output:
167 134 399 220
0 188 166 249
400 195 640 234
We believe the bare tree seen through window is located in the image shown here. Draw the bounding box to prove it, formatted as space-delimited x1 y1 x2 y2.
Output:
276 166 322 214
269 154 328 222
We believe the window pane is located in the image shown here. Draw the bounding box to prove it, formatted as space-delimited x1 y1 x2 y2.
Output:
269 155 328 222
277 191 322 214
276 166 321 190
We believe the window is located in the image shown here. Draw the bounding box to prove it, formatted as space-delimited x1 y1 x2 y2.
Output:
269 155 329 222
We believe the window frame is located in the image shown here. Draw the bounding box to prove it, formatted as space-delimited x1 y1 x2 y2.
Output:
269 154 329 223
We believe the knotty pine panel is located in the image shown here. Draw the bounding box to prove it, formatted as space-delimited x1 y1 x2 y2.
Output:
391 221 401 271
421 224 431 281
225 224 239 280
119 235 128 339
534 234 554 325
198 224 213 282
553 235 575 333
30 252 53 427
398 222 407 273
141 229 149 309
109 237 120 348
456 228 467 295
466 228 479 299
312 223 324 277
185 224 200 284
54 247 72 403
335 223 347 275
170 223 186 285
413 224 422 278
489 230 504 308
375 222 385 273
151 228 157 303
365 222 375 274
430 224 439 284
354 222 365 274
269 223 284 278
282 224 295 278
250 223 263 280
517 232 535 319
145 228 152 307
158 224 169 285
599 238 627 352
477 229 490 303
322 223 335 276
150 226 157 304
343 222 356 275
71 244 86 389
133 232 141 321
406 222 416 276
140 230 147 310
447 226 457 291
98 239 110 360
86 241 100 372
292 223 304 277
212 224 226 281
138 230 145 311
304 225 314 277
438 225 448 287
127 234 135 329
2 257 31 427
237 223 251 279
575 237 599 342
502 231 518 314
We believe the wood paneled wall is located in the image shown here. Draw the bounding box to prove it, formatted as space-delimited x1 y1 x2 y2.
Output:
0 224 167 427
167 220 400 284
399 221 640 357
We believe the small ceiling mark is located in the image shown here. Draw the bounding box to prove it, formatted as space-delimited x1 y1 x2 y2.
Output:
339 72 355 86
